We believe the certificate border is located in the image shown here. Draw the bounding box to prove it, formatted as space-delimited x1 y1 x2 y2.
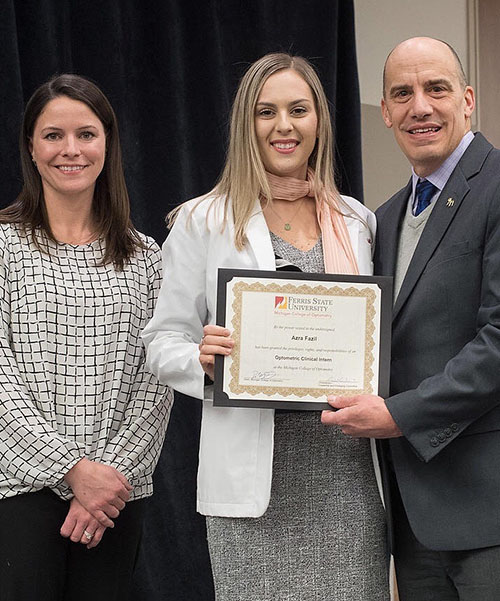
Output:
229 281 376 396
214 269 392 411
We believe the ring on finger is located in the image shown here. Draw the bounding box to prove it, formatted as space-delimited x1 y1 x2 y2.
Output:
83 530 94 541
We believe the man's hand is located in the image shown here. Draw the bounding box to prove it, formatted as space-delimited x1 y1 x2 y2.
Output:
64 458 133 528
60 497 106 549
321 394 402 438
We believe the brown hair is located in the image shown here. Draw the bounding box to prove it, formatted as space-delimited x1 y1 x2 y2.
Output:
1 73 145 270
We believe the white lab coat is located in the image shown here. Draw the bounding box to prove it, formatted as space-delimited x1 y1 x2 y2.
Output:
142 193 376 517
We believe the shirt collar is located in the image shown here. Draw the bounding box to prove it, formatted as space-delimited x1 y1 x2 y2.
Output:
411 131 475 204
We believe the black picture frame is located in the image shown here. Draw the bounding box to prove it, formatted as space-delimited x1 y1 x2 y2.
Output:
214 268 392 410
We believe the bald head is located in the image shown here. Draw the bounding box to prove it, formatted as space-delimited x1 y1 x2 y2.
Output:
383 37 467 98
380 36 475 176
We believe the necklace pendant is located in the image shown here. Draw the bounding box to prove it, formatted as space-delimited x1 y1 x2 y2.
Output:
284 223 291 231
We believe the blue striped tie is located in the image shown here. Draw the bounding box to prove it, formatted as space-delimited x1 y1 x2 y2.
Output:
414 179 438 216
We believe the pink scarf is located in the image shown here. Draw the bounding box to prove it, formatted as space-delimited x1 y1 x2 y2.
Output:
266 168 359 275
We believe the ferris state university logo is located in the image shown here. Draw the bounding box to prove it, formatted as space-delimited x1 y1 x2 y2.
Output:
274 295 335 313
274 296 288 309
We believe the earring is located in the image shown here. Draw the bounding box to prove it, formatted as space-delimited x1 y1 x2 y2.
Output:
32 156 37 166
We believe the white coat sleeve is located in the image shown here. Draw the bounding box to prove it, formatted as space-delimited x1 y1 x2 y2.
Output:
142 204 208 400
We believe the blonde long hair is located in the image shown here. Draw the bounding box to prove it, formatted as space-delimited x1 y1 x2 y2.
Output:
172 53 344 250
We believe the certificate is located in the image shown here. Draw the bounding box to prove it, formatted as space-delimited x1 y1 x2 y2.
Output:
213 269 392 410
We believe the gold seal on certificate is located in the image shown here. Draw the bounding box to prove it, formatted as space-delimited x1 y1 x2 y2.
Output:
214 269 392 410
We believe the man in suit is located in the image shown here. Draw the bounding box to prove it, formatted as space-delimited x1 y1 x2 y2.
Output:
322 37 500 599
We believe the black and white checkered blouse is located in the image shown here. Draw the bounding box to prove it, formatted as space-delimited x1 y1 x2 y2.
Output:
0 223 172 501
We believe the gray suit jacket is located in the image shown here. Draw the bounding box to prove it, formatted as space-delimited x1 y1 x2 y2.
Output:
375 132 500 551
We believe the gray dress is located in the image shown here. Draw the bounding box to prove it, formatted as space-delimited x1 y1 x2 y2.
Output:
206 233 389 601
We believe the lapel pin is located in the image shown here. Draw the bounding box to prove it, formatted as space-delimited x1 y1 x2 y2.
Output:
446 198 455 207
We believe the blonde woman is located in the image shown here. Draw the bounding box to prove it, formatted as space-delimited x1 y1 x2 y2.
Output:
143 53 389 600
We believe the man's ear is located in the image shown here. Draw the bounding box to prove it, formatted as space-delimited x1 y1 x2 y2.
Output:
381 98 393 129
463 86 475 119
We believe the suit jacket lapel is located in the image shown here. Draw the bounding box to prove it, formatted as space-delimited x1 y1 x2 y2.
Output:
393 133 492 321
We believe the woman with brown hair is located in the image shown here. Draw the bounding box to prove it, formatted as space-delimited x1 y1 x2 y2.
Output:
143 53 389 600
0 74 172 601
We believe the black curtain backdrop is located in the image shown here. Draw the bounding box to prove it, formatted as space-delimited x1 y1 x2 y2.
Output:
1 1 362 599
